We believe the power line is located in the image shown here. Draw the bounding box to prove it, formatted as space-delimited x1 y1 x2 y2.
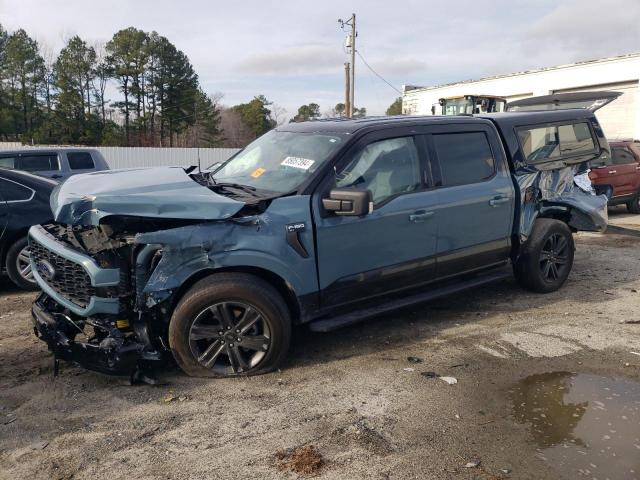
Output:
355 50 402 95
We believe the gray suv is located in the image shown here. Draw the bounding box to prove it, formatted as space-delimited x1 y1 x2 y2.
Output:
28 110 609 379
0 148 109 180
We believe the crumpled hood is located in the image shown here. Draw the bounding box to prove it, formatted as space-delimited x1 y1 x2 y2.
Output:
51 167 245 226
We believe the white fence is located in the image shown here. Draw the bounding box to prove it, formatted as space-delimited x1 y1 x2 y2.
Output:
0 143 239 170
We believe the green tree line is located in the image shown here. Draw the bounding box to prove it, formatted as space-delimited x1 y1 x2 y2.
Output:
0 24 281 147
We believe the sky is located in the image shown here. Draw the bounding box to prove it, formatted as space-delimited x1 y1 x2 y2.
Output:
1 0 639 118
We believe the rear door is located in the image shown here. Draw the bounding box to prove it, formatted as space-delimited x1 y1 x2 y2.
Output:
313 128 440 307
17 152 62 179
427 124 515 278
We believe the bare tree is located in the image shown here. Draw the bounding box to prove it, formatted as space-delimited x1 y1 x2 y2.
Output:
270 102 288 126
219 107 254 148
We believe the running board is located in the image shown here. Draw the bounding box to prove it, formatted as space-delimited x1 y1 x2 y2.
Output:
309 270 512 332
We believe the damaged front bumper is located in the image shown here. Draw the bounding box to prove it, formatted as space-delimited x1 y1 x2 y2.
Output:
31 294 163 376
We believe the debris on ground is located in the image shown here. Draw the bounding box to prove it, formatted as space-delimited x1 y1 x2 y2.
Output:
29 440 48 450
421 371 440 378
407 356 423 364
402 367 415 372
275 445 324 475
464 459 481 468
440 376 458 385
631 351 640 356
621 319 640 324
500 468 512 474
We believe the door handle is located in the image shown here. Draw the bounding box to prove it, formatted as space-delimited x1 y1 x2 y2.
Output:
608 170 617 174
489 196 510 207
409 210 434 222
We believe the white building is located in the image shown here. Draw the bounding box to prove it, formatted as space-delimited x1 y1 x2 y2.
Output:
402 53 640 140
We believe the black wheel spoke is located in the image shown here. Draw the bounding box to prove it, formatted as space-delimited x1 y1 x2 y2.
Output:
198 339 225 367
542 261 552 279
549 262 558 280
555 236 567 253
234 307 261 333
190 324 222 341
240 335 270 352
555 255 569 265
226 344 248 373
214 303 235 329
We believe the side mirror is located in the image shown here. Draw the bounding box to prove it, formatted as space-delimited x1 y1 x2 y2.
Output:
322 188 372 216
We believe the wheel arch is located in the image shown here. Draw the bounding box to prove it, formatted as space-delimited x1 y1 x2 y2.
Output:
169 266 303 324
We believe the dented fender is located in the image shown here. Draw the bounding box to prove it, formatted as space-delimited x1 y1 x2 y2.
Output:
133 196 318 307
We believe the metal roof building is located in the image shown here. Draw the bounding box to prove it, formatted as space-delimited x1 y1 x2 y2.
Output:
402 53 640 140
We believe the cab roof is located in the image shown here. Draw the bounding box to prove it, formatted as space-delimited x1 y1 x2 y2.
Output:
279 109 596 135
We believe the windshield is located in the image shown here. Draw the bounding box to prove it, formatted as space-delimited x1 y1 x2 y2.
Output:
443 98 474 115
211 130 345 193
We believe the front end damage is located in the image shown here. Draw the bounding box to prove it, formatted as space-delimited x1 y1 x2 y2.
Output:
28 167 269 377
29 219 180 376
29 167 316 377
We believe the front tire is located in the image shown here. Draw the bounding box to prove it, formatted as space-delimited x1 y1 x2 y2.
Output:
168 273 291 377
5 237 39 291
514 219 574 293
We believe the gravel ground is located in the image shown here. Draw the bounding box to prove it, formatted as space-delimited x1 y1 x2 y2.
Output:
1 208 639 480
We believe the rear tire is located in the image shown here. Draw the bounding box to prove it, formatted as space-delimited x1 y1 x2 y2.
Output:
5 237 39 291
168 273 291 377
514 219 574 293
626 192 640 214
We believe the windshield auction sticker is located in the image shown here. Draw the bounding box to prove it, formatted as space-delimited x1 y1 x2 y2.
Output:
281 156 315 170
251 167 266 178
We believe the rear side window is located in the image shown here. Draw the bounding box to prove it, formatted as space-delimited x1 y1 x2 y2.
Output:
518 122 596 163
0 156 17 169
433 132 495 186
611 147 635 165
67 152 95 170
0 178 33 201
18 154 59 172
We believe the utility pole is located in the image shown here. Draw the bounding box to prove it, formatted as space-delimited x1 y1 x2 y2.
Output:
344 62 351 118
339 13 356 118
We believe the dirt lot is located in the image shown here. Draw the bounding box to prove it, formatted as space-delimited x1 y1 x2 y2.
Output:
1 209 639 480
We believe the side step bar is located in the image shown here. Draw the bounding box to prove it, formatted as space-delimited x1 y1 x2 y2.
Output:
309 270 512 332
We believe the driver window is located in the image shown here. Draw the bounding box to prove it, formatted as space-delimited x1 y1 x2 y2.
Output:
336 137 421 206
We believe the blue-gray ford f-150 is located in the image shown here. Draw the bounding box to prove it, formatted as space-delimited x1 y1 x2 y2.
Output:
28 110 609 378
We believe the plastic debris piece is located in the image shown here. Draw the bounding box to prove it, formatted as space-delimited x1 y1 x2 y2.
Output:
440 376 458 385
465 460 481 468
402 367 415 372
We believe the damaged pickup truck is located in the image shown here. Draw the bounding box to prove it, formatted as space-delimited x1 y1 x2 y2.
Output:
29 109 609 378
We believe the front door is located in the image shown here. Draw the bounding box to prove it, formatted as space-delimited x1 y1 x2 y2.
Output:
313 131 440 308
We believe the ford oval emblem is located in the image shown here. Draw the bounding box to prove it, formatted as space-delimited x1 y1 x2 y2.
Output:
35 259 56 281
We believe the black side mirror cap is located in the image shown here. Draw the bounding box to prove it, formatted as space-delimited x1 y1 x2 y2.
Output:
322 188 372 216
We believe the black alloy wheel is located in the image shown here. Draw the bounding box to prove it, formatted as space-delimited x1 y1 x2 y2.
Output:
188 301 271 375
538 233 570 283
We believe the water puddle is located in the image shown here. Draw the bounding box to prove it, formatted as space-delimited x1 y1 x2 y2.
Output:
510 372 640 479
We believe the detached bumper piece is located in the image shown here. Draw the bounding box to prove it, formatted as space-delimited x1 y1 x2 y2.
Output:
32 295 162 377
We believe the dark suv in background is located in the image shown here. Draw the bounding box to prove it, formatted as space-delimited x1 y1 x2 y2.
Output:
0 148 109 180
